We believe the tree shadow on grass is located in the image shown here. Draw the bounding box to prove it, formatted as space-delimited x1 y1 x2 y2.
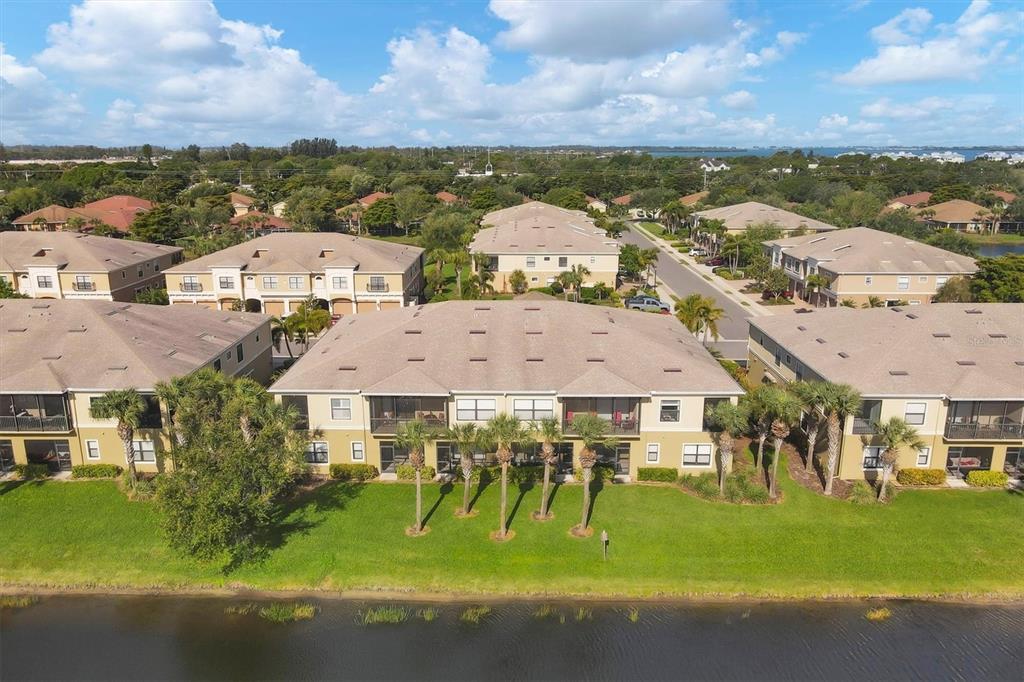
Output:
545 481 562 515
422 481 454 527
584 477 606 529
505 480 535 531
467 473 493 513
0 480 34 496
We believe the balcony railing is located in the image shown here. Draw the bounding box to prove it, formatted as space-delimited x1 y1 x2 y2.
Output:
944 421 1023 440
852 418 876 435
366 283 390 293
72 282 96 291
179 282 204 292
370 414 447 434
0 415 70 432
563 416 640 436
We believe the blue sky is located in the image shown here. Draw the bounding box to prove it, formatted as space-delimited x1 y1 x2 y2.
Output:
1 0 1021 147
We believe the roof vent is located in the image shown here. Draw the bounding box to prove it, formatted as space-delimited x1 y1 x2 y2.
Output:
338 365 357 371
815 338 827 344
469 330 486 335
526 330 543 335
524 307 541 311
890 307 903 312
526 357 544 362
1015 361 1024 367
889 370 909 376
404 329 422 335
8 328 27 333
905 313 918 319
838 352 850 359
67 328 87 333
956 360 976 366
586 358 605 363
988 333 1007 339
469 357 487 362
932 332 951 338
31 303 50 309
41 354 61 360
797 325 807 331
474 306 491 311
663 368 682 373
407 357 425 362
965 309 982 314
107 365 128 371
591 331 608 335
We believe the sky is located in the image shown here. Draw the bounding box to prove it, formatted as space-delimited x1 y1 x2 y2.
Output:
1 0 1021 148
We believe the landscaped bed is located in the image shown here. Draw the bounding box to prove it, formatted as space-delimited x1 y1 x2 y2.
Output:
1 459 1021 600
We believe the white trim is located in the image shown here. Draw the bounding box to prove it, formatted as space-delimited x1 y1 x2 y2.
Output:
305 440 329 465
681 443 713 468
330 397 352 421
85 439 100 460
916 446 931 468
904 401 926 425
351 441 365 462
646 442 660 464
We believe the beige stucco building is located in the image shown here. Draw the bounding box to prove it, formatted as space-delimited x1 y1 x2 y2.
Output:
0 232 182 302
470 202 620 292
270 300 743 480
0 300 272 475
165 233 425 315
763 227 978 307
746 304 1023 482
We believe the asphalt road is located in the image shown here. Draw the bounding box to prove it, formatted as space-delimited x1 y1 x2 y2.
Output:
619 227 751 360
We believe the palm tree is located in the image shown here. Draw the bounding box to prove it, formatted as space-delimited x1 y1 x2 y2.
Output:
592 282 610 301
820 383 861 496
872 417 925 502
91 389 146 485
742 384 785 472
447 249 469 298
704 401 749 495
767 391 802 499
154 375 192 447
269 316 294 359
862 296 885 309
840 299 857 308
804 273 830 307
531 418 562 519
789 381 828 473
675 294 704 334
446 423 480 516
287 295 331 352
231 378 269 444
484 413 530 540
395 419 438 534
697 298 724 346
638 248 660 287
674 294 724 345
554 271 574 301
567 264 591 301
570 413 617 535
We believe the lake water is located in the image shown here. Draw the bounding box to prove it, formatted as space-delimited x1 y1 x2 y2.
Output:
2 596 1021 680
977 243 1024 258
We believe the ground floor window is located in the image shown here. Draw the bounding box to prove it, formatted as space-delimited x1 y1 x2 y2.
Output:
0 440 13 473
25 440 72 472
682 444 712 467
132 440 156 463
862 446 883 470
916 447 931 467
86 440 101 460
351 441 364 462
597 443 631 475
646 443 660 463
304 441 328 464
1005 447 1022 476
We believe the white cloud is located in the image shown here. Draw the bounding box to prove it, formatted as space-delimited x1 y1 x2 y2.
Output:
490 0 731 61
818 113 849 129
860 96 954 120
0 43 84 141
720 90 756 110
836 0 1022 85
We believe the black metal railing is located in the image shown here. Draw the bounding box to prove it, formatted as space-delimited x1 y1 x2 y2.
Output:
852 418 875 435
179 283 203 292
0 415 70 432
945 421 1023 440
370 414 446 434
366 283 390 293
72 282 96 291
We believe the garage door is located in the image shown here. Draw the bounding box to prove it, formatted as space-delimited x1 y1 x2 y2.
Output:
197 302 217 310
263 300 285 316
332 298 352 314
356 301 377 313
380 301 401 310
288 300 304 313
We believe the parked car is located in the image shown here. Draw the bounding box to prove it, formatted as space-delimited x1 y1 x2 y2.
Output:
688 247 707 257
704 256 725 267
625 296 671 313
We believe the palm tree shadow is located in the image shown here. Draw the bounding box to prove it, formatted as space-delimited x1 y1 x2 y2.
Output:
506 480 535 530
545 481 562 515
468 471 493 512
584 477 606 528
422 481 453 527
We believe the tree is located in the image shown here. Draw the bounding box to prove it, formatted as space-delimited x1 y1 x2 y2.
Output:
745 253 771 286
637 248 660 287
789 382 828 473
762 269 790 301
618 244 643 279
704 401 748 495
933 276 974 302
395 419 438 535
90 389 146 485
284 186 337 231
447 249 470 298
804 274 830 307
570 413 616 536
394 187 435 236
820 383 861 496
541 187 587 210
129 204 186 244
508 269 528 295
675 293 724 345
0 279 28 298
134 287 169 305
592 282 611 301
767 391 802 498
447 423 481 516
862 296 886 308
483 413 530 540
970 255 1024 302
554 271 574 301
469 186 500 212
742 384 785 472
559 264 591 302
872 416 925 502
421 210 474 254
531 418 562 519
285 296 331 351
362 197 397 233
925 229 977 257
270 316 294 359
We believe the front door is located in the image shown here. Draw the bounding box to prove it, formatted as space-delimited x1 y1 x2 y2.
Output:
0 440 14 474
380 442 409 474
436 443 453 475
1005 447 1022 477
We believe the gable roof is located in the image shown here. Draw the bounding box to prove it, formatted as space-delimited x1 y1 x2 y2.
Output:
471 201 618 255
0 299 267 392
990 190 1017 204
229 192 256 207
680 191 709 206
12 205 90 226
228 211 292 231
0 231 181 273
694 202 838 232
78 195 153 231
612 194 632 206
358 191 391 207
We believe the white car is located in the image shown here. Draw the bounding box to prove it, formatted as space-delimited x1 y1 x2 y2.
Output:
688 247 707 257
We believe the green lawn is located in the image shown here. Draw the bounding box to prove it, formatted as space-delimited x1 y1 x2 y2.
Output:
2 463 1021 599
963 233 1024 245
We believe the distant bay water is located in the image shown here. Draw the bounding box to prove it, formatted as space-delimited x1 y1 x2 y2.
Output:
647 147 1014 161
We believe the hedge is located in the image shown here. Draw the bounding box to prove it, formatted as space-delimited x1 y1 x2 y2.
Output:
637 467 678 483
396 464 437 481
896 468 946 486
965 470 1009 487
455 465 545 485
71 464 124 479
329 463 378 481
573 464 616 484
13 463 50 480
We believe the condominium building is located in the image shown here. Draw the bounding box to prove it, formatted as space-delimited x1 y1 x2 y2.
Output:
470 201 620 292
0 299 272 474
0 232 183 301
692 201 839 235
269 300 743 480
763 227 978 307
746 304 1023 481
164 233 425 315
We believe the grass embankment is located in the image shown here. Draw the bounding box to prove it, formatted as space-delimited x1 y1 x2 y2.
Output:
1 465 1021 599
963 233 1024 246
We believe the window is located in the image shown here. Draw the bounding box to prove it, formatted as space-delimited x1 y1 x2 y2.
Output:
904 402 926 425
139 395 163 429
132 440 156 463
774 349 781 366
235 344 244 363
558 256 568 268
513 399 554 420
682 444 712 467
936 276 948 287
660 400 680 422
590 256 596 264
351 441 364 461
213 359 222 372
288 276 303 290
368 275 387 292
897 276 910 291
74 275 92 288
137 269 144 278
36 275 53 288
86 440 100 460
155 263 160 272
332 276 348 289
916 447 931 467
304 441 328 464
456 398 496 421
218 276 234 289
862 446 883 470
262 276 278 289
646 443 660 463
331 398 352 420
918 276 928 283
526 256 536 268
864 276 872 286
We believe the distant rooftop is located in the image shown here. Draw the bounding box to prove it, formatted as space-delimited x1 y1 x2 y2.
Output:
0 231 181 273
472 201 618 255
694 201 838 232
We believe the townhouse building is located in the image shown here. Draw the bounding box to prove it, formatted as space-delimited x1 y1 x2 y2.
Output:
746 304 1023 481
0 299 272 474
0 232 182 302
164 233 425 315
763 227 978 307
269 300 744 480
692 201 839 235
470 201 620 292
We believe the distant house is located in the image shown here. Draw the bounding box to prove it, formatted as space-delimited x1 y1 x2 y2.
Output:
358 191 391 208
917 200 993 233
698 158 731 172
13 195 153 233
610 194 658 220
989 190 1017 208
692 201 838 235
11 205 90 231
271 200 288 218
229 192 257 217
435 191 460 205
611 194 632 207
228 211 292 235
585 195 607 213
679 191 709 207
887 191 932 210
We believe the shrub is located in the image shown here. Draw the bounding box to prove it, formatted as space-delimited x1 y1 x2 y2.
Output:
509 465 544 485
13 463 50 480
848 480 877 505
724 470 769 504
71 464 123 479
574 606 593 621
865 607 892 622
416 607 439 622
459 605 492 624
396 464 436 481
121 473 157 501
637 467 678 483
896 468 946 486
359 605 409 625
679 472 719 499
329 463 378 481
0 596 39 609
533 604 560 620
258 602 318 623
966 470 1009 487
626 606 640 623
573 464 615 484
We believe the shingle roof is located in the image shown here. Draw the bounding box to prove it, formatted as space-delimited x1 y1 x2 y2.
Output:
0 232 181 273
12 205 90 226
270 300 744 396
680 191 709 206
229 192 256 206
763 227 977 275
166 233 423 274
0 299 267 392
889 191 932 207
358 191 390 207
472 201 618 255
435 191 459 204
12 196 153 232
694 202 838 232
918 199 991 223
749 304 1024 399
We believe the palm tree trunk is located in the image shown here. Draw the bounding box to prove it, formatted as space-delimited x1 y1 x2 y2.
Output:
414 468 423 533
120 429 138 484
770 437 783 498
805 421 819 473
824 414 841 496
240 415 254 444
879 466 890 502
455 269 463 299
755 434 767 471
499 461 509 538
580 467 592 531
462 474 471 514
539 461 552 518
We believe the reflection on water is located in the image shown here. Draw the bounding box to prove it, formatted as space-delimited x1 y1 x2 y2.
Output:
977 243 1024 258
1 596 1021 681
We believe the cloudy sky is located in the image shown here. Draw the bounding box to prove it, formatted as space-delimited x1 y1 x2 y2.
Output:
1 0 1021 147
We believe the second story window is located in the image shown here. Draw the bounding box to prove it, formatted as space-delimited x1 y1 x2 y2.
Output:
218 276 234 289
331 397 352 420
864 276 872 286
660 400 680 422
558 256 568 268
263 276 278 290
181 275 201 292
74 275 93 291
288 276 303 290
332 276 348 289
526 257 536 268
456 398 496 421
904 402 926 425
368 276 387 292
36 275 53 288
513 399 553 420
897 276 910 291
235 344 244 363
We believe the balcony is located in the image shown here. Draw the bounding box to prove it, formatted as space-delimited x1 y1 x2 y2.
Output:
945 401 1023 441
0 415 70 432
179 282 204 292
945 421 1023 440
72 282 96 292
562 398 640 436
366 282 390 293
1 394 71 433
369 397 447 434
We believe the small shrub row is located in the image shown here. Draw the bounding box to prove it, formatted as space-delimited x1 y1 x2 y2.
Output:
966 470 1009 487
896 468 946 486
679 472 719 500
329 463 378 481
358 605 409 625
637 467 678 483
71 464 123 479
456 465 545 485
396 464 436 481
13 463 49 480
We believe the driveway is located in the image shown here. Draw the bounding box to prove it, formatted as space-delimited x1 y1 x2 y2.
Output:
619 227 752 360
